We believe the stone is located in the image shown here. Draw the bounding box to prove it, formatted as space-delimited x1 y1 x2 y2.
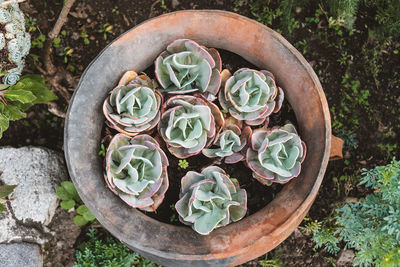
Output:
0 147 68 226
0 242 43 267
0 205 47 244
336 249 355 266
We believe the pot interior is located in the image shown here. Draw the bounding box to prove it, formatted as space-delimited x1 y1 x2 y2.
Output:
65 10 330 266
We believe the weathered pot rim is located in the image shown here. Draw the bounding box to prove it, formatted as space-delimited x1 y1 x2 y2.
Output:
64 10 331 266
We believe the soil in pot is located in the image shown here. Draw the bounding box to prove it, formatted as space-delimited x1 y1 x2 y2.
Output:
100 49 298 226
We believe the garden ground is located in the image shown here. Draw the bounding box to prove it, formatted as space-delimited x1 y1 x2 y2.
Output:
1 0 399 266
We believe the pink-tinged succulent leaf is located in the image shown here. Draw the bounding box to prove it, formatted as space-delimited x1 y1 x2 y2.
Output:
155 39 222 98
104 134 169 212
159 95 219 158
218 68 282 126
103 73 162 136
224 153 244 164
273 87 284 113
246 124 306 185
175 166 247 235
118 71 138 86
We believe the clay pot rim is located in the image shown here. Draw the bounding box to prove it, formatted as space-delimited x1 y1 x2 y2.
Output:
64 10 331 266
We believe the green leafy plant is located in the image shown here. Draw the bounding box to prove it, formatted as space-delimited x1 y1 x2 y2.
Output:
31 34 46 49
0 184 17 213
0 74 57 138
178 159 189 169
309 159 400 266
56 181 96 226
57 47 74 63
74 228 156 267
98 23 113 40
80 30 90 45
98 144 106 157
258 253 284 267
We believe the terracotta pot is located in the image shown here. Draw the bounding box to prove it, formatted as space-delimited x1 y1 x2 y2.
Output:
65 10 337 266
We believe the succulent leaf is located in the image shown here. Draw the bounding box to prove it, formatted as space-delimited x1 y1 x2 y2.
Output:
155 39 222 100
218 68 283 125
0 3 30 85
103 72 162 136
246 123 306 184
158 94 224 158
105 133 169 212
175 166 247 235
202 117 252 164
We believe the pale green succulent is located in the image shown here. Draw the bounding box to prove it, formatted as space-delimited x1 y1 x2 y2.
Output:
158 94 224 158
246 123 306 185
0 1 30 85
175 166 247 235
219 68 284 126
103 72 162 136
155 39 222 100
105 133 169 212
202 118 252 164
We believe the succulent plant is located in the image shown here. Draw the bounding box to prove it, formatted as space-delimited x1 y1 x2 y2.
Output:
155 39 222 100
246 123 306 185
202 117 252 164
103 71 162 136
105 133 169 212
158 94 224 158
0 2 31 85
219 68 284 126
175 166 247 235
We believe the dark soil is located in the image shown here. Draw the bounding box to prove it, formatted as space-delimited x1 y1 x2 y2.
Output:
2 0 399 266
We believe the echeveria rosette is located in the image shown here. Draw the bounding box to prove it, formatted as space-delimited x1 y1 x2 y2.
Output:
202 117 252 164
219 68 284 126
175 166 247 235
103 72 162 136
0 2 30 85
105 133 169 212
158 94 224 158
155 39 222 100
246 123 306 185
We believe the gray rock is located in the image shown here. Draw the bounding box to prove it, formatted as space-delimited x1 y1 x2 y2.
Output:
0 147 67 225
0 205 47 244
337 249 355 266
0 242 43 267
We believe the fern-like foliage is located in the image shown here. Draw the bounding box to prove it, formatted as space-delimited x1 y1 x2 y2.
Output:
74 228 156 267
309 158 400 266
327 0 360 29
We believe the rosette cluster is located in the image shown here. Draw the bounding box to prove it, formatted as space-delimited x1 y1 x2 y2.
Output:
103 72 162 136
105 134 169 212
203 118 252 164
246 124 306 184
101 39 308 234
155 39 222 100
219 68 284 126
175 166 247 235
0 2 31 85
158 94 224 158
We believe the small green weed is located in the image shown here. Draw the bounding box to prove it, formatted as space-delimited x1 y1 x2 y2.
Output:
74 228 157 267
56 181 96 226
178 159 189 169
98 24 114 40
